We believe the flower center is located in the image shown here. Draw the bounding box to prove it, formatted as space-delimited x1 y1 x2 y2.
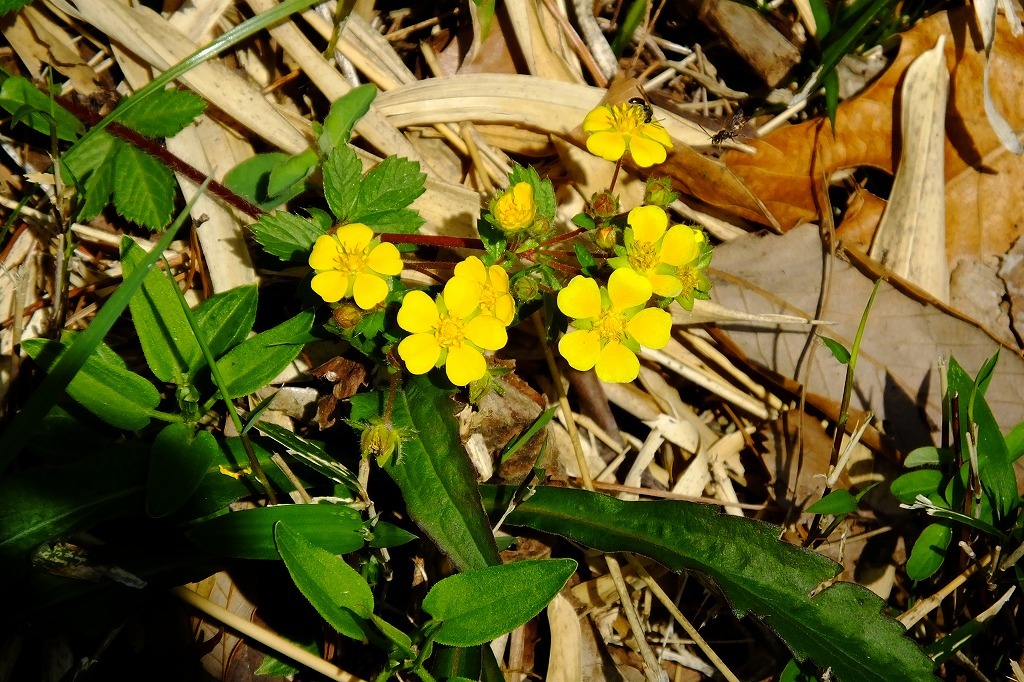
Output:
435 315 466 349
613 104 646 135
677 266 699 292
333 244 369 275
595 310 627 344
627 241 657 273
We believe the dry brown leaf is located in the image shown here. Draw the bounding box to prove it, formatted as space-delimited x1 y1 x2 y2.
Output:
711 9 1024 266
710 224 1024 454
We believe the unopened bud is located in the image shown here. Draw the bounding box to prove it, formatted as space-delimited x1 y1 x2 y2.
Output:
333 303 363 330
512 276 540 302
360 420 401 466
590 190 619 219
644 177 677 207
594 226 618 251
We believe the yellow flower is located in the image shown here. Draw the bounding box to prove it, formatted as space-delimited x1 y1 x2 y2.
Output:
396 280 508 386
492 182 536 232
309 224 403 309
451 256 515 325
608 205 704 298
556 268 671 383
582 102 673 167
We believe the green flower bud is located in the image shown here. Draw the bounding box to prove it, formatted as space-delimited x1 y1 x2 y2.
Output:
360 419 402 466
643 177 677 207
590 190 619 219
594 226 618 251
512 276 540 302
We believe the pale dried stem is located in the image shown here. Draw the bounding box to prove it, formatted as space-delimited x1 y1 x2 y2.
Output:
898 553 992 628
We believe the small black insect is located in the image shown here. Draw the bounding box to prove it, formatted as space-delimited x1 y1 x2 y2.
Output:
627 96 654 124
710 109 748 146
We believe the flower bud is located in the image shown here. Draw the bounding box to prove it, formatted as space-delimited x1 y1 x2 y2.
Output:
644 177 677 207
491 182 536 232
594 226 618 251
590 190 619 220
360 419 401 466
332 303 363 330
512 275 540 302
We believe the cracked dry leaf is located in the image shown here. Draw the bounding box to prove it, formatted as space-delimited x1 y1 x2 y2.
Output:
714 8 1024 267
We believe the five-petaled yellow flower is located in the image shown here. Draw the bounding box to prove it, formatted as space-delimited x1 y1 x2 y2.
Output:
583 102 673 167
492 182 536 232
608 205 704 298
397 280 508 386
451 256 516 325
557 268 671 383
309 225 403 309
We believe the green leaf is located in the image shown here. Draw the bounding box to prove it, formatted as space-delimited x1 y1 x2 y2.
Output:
190 284 258 365
948 356 1018 523
120 237 198 383
267 149 318 199
819 335 851 364
903 446 952 468
477 217 507 265
21 337 160 431
480 486 939 682
805 489 858 515
350 155 426 233
349 375 501 571
188 504 365 559
319 84 376 155
111 143 175 228
65 133 118 221
573 243 598 279
249 212 329 262
369 522 417 549
116 88 205 138
424 559 576 646
0 1 34 17
1006 421 1024 462
0 448 146 572
906 523 952 581
222 152 305 210
146 424 220 518
215 309 314 398
254 421 360 492
610 0 646 56
275 522 373 639
890 469 945 506
0 77 83 140
323 145 362 221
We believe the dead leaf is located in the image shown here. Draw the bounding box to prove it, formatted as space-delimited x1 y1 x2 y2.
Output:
710 224 1024 454
711 9 1024 267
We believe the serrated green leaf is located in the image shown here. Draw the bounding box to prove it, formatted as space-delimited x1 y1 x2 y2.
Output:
112 143 175 228
275 522 373 640
0 77 83 140
319 84 376 155
215 309 314 398
116 88 205 138
948 357 1017 523
147 423 220 518
480 486 939 682
249 211 329 262
323 145 362 221
21 337 160 430
0 448 147 573
350 156 426 232
190 284 258 366
188 504 364 559
906 522 952 581
64 133 118 221
349 376 501 572
223 152 303 210
120 238 198 383
890 469 945 506
0 0 34 17
805 488 858 515
477 217 507 264
267 149 318 199
424 559 576 646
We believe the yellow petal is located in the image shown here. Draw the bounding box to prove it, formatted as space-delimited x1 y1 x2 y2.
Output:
366 241 403 275
626 307 672 350
660 225 701 266
493 294 516 325
595 342 640 383
453 256 487 285
586 131 627 161
628 135 668 167
640 121 673 147
398 333 441 375
464 315 508 351
308 235 341 271
334 223 373 251
582 105 615 133
443 278 482 319
397 290 439 333
486 264 510 290
558 329 600 372
607 268 652 311
557 276 602 320
352 272 389 309
649 273 683 298
445 345 486 386
310 271 350 303
627 205 668 244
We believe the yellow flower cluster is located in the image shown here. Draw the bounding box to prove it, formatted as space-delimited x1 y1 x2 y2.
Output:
608 205 705 299
396 256 513 386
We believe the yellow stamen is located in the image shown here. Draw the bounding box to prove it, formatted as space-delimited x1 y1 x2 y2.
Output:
595 310 627 343
628 241 657 273
435 315 466 348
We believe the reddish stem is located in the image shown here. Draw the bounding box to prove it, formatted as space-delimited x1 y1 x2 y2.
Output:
540 227 585 247
379 233 484 250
